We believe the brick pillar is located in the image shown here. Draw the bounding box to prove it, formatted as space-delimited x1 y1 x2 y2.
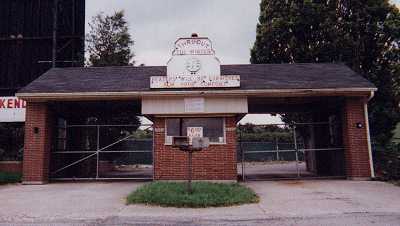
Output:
153 117 237 181
342 97 372 179
22 102 53 184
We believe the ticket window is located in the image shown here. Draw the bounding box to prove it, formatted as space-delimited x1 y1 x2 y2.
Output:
165 117 226 145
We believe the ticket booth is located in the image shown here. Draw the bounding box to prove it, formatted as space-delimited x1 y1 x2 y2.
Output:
143 34 247 181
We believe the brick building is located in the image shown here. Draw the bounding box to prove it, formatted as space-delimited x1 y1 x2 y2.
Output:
17 35 376 184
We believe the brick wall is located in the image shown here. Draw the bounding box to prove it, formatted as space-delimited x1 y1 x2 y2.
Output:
342 97 372 179
0 161 22 173
153 117 237 180
22 102 53 184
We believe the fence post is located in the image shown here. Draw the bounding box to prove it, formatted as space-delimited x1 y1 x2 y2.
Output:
293 125 300 178
275 137 279 161
152 125 155 181
96 125 100 179
240 130 245 182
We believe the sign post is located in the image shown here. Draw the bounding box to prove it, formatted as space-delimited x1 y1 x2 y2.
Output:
172 136 210 194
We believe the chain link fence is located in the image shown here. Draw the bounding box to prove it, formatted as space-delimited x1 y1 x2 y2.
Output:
0 123 24 161
237 122 345 180
51 124 154 180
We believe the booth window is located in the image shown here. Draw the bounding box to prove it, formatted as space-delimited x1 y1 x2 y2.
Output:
165 118 225 144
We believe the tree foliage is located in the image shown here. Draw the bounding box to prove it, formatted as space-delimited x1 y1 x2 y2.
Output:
87 11 134 66
237 123 293 142
251 0 400 145
85 11 140 127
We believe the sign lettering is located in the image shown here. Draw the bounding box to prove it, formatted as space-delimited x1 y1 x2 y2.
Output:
151 35 241 89
150 75 240 88
187 127 203 144
0 97 26 122
173 38 214 55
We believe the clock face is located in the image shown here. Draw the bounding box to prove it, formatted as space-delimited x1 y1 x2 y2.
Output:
185 58 201 73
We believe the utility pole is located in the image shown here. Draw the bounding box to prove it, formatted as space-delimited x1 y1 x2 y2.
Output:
52 0 58 68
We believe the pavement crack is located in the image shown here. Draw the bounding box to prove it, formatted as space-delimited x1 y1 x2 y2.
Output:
256 203 268 215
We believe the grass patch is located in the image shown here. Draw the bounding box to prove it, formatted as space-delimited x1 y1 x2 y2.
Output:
0 172 21 184
126 181 259 208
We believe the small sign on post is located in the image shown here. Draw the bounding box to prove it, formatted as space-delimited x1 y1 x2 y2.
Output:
187 126 203 144
171 136 210 194
192 137 210 150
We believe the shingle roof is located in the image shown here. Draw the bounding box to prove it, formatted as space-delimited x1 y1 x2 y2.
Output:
18 63 376 94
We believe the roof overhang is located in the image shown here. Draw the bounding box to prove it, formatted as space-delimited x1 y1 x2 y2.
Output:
16 87 377 102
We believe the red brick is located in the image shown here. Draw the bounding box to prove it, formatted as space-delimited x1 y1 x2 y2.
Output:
0 161 22 173
22 102 53 184
342 97 372 179
153 117 237 181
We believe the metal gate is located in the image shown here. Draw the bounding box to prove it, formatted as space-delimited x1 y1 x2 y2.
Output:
50 123 154 180
238 122 346 181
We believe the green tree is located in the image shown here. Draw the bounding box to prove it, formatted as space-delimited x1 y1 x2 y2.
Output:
251 0 400 145
86 11 139 127
87 11 134 66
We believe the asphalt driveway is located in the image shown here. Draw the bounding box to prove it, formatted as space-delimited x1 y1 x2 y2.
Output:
0 180 400 225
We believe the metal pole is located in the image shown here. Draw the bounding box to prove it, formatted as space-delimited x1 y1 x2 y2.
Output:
293 125 300 178
71 0 76 66
188 151 193 194
276 137 279 161
240 130 245 182
152 125 155 181
52 0 58 68
96 125 100 179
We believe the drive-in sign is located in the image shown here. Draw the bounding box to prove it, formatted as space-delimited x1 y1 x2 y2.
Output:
0 97 26 122
150 36 241 89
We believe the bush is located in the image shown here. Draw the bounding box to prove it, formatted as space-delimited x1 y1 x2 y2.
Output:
127 181 259 208
0 172 21 184
373 143 400 180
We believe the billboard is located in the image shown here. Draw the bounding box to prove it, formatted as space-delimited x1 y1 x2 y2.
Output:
0 97 26 122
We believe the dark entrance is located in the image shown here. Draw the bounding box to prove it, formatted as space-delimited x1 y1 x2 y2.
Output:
238 96 346 180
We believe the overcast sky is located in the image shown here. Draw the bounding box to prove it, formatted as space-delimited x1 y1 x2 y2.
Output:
86 0 400 66
86 0 261 66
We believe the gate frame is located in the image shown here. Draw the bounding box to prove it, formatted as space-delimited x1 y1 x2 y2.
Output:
50 123 155 181
239 122 346 181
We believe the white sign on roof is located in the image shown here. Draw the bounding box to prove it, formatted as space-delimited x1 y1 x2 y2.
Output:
151 34 240 89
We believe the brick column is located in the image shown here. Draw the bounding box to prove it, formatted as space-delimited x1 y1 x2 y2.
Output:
342 97 372 179
22 102 53 184
153 117 237 181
